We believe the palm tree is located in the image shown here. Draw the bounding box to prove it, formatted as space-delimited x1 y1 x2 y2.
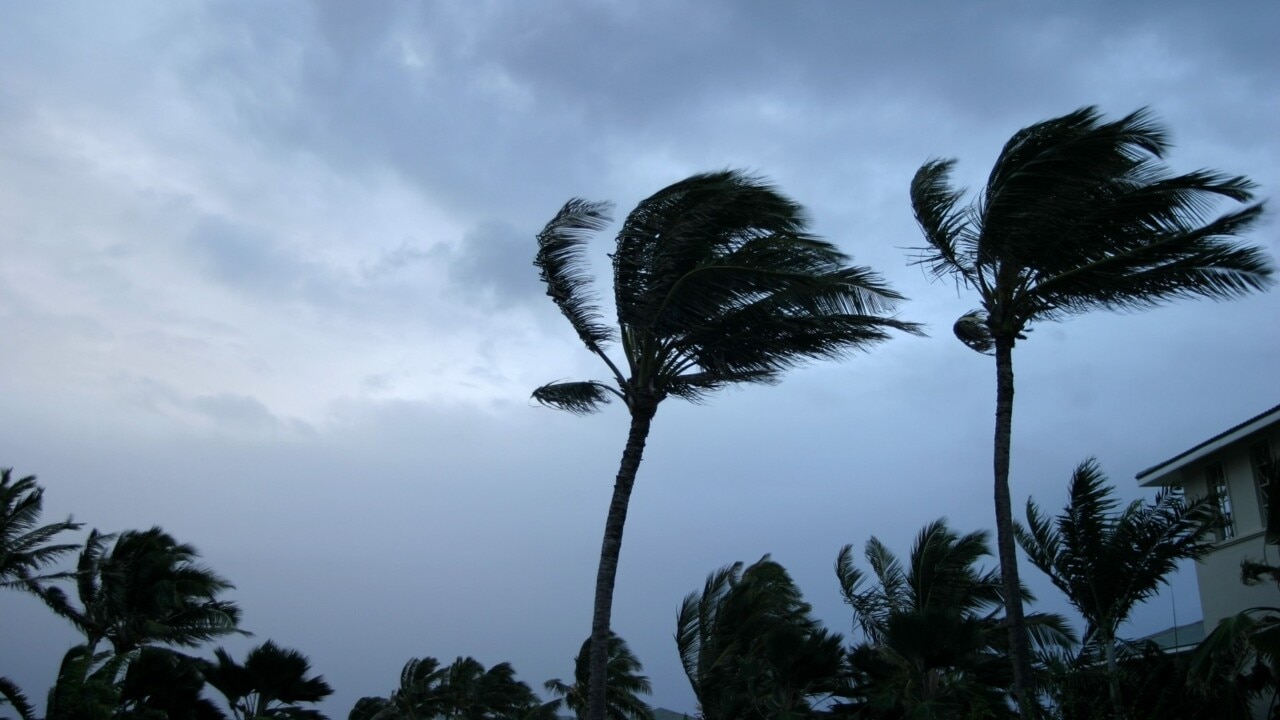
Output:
351 655 540 720
909 105 1273 709
37 526 244 655
201 640 333 719
117 647 229 720
836 519 1072 718
1016 458 1216 716
349 656 441 719
44 644 132 720
545 632 654 720
0 468 82 592
677 555 846 719
534 170 917 720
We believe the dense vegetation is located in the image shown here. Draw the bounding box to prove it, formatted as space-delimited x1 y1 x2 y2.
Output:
3 107 1276 719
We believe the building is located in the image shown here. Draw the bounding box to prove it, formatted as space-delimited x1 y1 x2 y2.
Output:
1136 402 1280 630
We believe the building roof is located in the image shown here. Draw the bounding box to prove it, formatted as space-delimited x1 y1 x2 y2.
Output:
1136 402 1280 487
1138 619 1205 653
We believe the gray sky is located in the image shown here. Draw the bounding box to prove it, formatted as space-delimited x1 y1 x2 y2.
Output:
2 1 1278 715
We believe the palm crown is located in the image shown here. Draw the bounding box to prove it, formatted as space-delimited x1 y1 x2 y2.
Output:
911 105 1271 352
1017 458 1217 650
545 632 654 720
40 526 243 654
534 170 917 413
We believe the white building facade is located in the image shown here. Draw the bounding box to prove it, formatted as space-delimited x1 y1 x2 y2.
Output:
1136 403 1280 629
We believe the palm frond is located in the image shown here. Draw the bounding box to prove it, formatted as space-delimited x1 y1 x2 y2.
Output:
614 170 808 331
535 198 616 350
909 158 979 284
531 380 615 414
0 676 36 720
0 469 84 590
1031 201 1271 315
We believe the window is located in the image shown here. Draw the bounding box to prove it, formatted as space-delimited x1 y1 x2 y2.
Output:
1252 440 1275 528
1206 461 1235 541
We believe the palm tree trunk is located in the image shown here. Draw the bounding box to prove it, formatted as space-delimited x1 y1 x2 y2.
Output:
587 400 657 720
993 338 1035 716
1103 627 1122 719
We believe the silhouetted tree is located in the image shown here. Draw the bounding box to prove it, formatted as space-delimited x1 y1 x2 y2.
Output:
535 170 917 720
910 105 1272 710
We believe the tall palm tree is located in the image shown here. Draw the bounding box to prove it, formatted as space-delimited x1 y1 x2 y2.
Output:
201 640 333 719
534 170 917 720
909 105 1273 709
836 520 1072 718
545 632 654 720
1017 458 1217 716
677 555 846 719
0 468 82 592
38 526 244 655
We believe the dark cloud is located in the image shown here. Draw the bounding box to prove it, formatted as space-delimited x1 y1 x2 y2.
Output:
1 1 1278 716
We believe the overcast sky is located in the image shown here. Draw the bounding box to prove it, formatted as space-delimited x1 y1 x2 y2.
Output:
2 1 1278 715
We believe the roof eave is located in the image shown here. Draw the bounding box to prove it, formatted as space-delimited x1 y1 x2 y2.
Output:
1136 403 1280 487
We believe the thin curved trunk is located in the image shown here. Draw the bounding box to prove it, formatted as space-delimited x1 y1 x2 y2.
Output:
993 338 1035 715
588 401 657 720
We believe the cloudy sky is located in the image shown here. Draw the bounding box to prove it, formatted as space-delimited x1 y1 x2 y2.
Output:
2 1 1278 715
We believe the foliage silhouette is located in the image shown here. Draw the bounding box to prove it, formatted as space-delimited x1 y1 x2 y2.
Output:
535 170 917 720
1017 458 1216 715
910 104 1272 710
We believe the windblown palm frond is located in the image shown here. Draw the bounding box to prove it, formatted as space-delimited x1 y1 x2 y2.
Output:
535 199 616 352
0 675 37 720
0 468 83 592
531 380 617 415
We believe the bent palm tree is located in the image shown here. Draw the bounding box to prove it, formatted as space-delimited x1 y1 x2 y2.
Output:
677 555 845 719
0 468 82 592
535 170 916 720
38 526 244 655
1017 458 1217 716
837 520 1072 718
910 105 1272 709
545 632 654 720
